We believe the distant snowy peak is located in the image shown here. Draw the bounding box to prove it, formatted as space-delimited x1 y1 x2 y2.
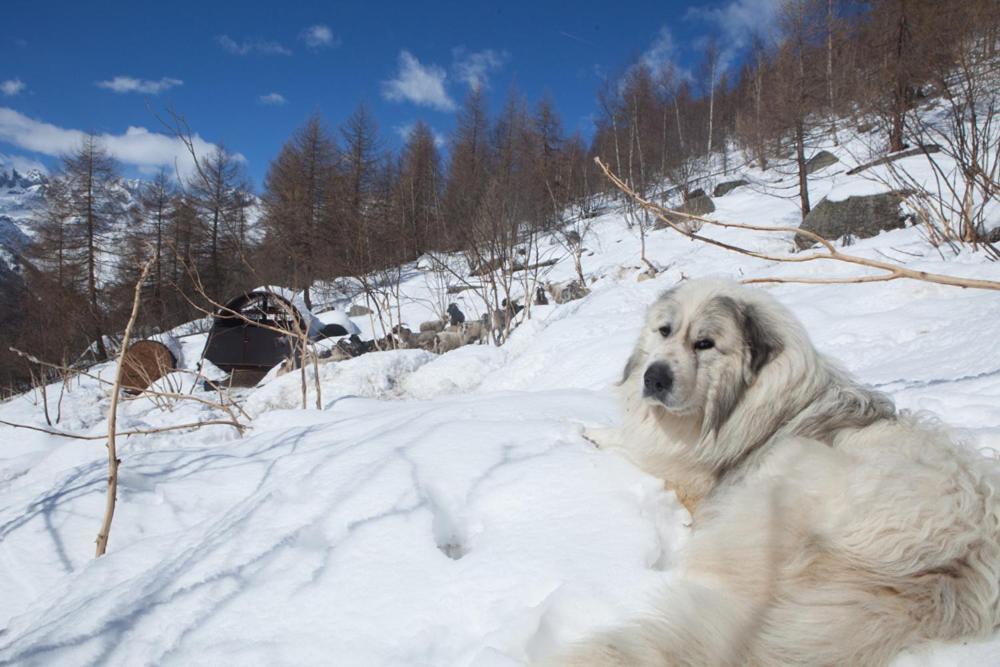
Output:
0 167 48 190
0 216 29 251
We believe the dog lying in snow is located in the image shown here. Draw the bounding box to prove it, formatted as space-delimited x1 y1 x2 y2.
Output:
545 279 1000 666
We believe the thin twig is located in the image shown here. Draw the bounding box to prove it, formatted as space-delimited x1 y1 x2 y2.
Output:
0 418 246 440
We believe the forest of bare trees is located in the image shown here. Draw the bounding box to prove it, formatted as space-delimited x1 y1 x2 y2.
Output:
1 0 995 391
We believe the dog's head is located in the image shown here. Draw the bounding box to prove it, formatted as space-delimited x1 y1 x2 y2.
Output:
623 280 785 437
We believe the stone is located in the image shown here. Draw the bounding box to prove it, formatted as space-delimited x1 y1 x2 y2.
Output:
347 304 371 317
805 151 839 174
796 192 908 249
655 195 714 230
713 179 748 197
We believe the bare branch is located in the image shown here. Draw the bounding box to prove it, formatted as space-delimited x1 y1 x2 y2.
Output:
0 418 246 440
96 257 152 557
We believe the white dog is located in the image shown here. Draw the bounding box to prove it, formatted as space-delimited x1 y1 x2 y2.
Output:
547 280 1000 666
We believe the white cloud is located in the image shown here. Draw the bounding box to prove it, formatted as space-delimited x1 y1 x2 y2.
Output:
634 26 693 84
0 151 47 174
301 24 339 50
381 51 455 112
394 122 445 148
641 27 678 74
452 48 508 90
394 123 413 141
0 107 242 179
687 0 782 68
96 76 183 95
1 79 26 97
258 92 287 106
217 35 292 56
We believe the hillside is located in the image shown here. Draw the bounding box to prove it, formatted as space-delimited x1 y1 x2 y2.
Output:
1 132 999 665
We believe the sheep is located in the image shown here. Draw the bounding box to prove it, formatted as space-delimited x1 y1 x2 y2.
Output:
419 320 445 333
434 330 465 354
461 320 489 345
416 330 438 350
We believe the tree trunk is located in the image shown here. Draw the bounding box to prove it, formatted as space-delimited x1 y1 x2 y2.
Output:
795 120 811 219
827 0 838 144
889 9 911 152
85 150 107 360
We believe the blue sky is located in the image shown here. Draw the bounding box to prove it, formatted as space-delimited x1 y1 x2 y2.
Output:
0 0 781 186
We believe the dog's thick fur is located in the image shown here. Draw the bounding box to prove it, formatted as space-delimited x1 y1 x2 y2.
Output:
549 280 1000 666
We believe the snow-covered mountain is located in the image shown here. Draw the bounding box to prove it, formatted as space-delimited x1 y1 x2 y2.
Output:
0 165 47 240
0 166 45 279
0 166 47 191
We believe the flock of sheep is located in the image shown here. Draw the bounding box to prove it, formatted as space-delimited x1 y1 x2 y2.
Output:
325 280 588 361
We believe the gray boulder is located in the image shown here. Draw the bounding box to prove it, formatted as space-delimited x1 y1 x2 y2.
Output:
805 151 839 174
713 179 748 197
347 304 372 316
656 195 715 228
796 192 908 249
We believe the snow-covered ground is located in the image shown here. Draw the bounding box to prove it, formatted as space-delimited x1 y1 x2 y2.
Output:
1 135 999 666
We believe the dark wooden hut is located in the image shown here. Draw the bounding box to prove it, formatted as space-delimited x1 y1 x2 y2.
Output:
203 291 348 373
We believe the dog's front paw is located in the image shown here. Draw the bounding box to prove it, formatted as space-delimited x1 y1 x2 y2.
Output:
582 426 622 450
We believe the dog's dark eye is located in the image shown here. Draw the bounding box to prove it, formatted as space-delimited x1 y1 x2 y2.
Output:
658 325 672 338
693 338 715 351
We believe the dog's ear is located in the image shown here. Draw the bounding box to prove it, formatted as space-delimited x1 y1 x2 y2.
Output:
619 345 644 385
741 303 782 375
700 299 782 440
702 363 746 438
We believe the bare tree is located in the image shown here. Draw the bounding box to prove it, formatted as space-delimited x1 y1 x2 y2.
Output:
187 143 248 300
138 169 175 325
260 114 338 308
397 120 442 256
877 14 1000 246
703 38 720 159
59 135 128 360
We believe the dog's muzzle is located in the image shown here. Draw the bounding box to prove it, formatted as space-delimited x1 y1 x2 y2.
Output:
643 362 674 402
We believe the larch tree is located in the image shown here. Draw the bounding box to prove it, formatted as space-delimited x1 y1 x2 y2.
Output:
139 169 174 324
188 143 246 299
443 85 490 246
261 114 338 308
339 103 382 272
60 135 127 360
397 120 442 257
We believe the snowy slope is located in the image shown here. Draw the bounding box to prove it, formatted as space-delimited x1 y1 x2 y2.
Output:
1 136 999 666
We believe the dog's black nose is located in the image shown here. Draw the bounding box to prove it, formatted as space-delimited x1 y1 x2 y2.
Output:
643 362 673 396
